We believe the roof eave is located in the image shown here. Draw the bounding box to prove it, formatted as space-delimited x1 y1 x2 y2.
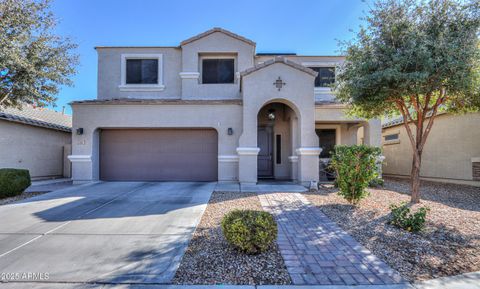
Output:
241 56 318 77
180 27 256 47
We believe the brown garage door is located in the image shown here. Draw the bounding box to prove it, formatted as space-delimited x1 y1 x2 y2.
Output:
100 129 218 181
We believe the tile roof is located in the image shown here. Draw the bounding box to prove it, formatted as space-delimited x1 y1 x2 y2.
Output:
241 56 318 77
180 27 256 47
71 98 243 105
0 104 72 132
382 116 405 128
381 111 446 128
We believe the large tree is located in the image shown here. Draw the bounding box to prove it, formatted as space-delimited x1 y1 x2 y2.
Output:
335 0 480 203
0 0 78 109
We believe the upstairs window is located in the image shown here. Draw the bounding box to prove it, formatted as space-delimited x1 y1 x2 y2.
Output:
310 67 335 87
202 59 235 84
126 59 158 84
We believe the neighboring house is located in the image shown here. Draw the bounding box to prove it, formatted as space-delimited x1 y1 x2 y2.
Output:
382 112 480 186
0 104 72 179
70 28 381 185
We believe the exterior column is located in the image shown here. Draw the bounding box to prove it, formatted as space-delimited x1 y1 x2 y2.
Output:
288 156 299 181
296 147 322 186
363 119 382 147
69 128 99 184
363 119 384 177
237 147 260 185
68 155 93 184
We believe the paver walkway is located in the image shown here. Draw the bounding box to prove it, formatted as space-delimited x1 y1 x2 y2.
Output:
258 192 405 286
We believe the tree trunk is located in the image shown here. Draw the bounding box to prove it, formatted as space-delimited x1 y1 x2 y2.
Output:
410 150 422 204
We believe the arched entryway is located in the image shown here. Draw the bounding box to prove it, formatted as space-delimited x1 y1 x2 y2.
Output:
257 102 299 181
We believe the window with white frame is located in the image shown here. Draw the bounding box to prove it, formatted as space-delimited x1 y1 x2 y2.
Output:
120 54 164 91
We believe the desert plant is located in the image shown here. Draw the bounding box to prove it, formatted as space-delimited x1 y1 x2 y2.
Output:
221 209 277 254
0 168 31 198
369 177 384 187
330 145 382 205
390 202 430 232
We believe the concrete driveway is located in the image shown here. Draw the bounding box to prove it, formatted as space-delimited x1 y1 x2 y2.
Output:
0 181 214 286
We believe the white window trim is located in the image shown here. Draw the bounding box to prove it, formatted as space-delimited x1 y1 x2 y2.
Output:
199 54 237 84
303 61 339 93
119 53 165 91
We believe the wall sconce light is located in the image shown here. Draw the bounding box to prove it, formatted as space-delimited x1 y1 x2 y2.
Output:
76 128 84 135
268 109 276 120
227 128 234 135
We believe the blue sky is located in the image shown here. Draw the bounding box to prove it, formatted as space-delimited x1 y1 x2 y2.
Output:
51 0 368 114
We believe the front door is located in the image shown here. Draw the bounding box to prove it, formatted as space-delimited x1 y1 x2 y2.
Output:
257 126 273 178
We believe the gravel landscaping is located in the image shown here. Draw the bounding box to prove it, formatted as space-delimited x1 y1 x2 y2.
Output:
173 191 291 285
0 191 45 205
304 177 480 282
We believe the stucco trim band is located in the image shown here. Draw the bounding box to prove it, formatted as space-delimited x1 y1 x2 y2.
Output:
236 147 261 156
71 98 243 105
288 156 299 163
179 72 200 79
296 147 322 156
118 84 166 92
68 155 92 162
218 155 239 162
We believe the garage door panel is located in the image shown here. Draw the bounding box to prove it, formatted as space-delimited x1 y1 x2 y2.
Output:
100 129 218 181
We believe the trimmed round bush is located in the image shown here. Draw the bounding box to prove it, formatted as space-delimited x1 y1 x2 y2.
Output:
0 168 31 199
221 209 277 254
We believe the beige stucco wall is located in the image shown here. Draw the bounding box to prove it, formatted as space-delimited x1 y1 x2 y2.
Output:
0 120 71 179
70 103 242 183
97 47 182 99
315 105 382 147
74 30 385 185
240 62 320 185
181 32 255 99
382 113 480 183
256 55 345 103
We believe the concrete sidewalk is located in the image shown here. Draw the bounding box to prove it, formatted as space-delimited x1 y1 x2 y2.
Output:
25 178 74 193
1 271 479 288
1 272 480 289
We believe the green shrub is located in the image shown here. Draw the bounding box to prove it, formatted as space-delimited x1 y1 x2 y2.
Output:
221 209 277 254
369 177 384 187
389 202 429 232
330 145 382 205
0 168 31 199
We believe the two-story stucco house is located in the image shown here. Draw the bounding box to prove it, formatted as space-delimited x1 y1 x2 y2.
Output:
69 28 381 185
